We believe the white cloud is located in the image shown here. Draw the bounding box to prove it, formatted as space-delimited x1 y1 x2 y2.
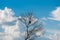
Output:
3 20 20 38
1 7 60 40
48 7 60 21
0 7 22 40
41 17 47 21
0 7 15 23
3 35 13 40
45 7 60 40
43 29 60 40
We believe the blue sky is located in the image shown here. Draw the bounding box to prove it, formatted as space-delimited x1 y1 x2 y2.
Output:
0 0 60 40
0 0 60 17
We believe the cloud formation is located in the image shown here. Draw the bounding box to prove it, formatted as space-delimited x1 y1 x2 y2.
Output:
43 29 60 40
48 7 60 21
0 7 60 40
0 7 21 40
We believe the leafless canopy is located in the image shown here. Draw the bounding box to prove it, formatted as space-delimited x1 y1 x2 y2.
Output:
18 12 43 40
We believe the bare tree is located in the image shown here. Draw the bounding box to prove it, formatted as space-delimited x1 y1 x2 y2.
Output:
18 13 43 40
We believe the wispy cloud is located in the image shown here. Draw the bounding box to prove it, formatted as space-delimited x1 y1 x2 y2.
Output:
43 29 60 40
48 7 60 21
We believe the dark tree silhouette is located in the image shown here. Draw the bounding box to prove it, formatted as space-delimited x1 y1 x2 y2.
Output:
18 13 43 40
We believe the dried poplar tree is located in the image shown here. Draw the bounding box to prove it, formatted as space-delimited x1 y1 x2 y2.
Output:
18 13 43 40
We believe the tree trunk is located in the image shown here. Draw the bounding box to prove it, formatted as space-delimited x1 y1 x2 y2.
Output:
25 25 29 40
